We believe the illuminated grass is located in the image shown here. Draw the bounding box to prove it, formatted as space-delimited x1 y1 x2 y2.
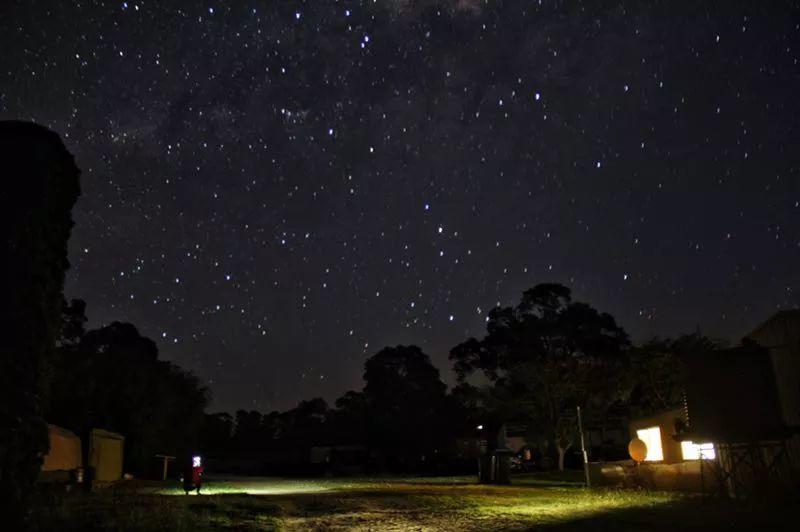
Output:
151 475 477 496
38 475 795 531
154 479 337 496
470 488 676 523
149 477 686 529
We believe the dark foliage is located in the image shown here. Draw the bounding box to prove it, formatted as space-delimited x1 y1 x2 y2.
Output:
200 344 460 474
280 398 331 446
0 121 80 526
47 304 209 476
201 412 234 454
362 345 449 469
195 287 719 476
627 333 722 416
330 391 369 445
450 283 630 470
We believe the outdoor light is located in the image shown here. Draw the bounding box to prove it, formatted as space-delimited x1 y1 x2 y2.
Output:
192 455 202 467
476 424 484 430
680 441 716 460
635 427 663 461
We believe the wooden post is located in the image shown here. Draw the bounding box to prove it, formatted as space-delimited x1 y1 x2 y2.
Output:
155 454 176 481
577 406 591 488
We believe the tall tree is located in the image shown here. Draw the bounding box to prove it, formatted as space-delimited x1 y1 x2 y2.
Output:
0 122 80 526
331 391 369 445
48 320 209 475
363 345 448 468
450 283 629 471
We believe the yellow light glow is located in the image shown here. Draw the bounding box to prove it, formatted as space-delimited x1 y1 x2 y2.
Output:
680 441 715 460
635 427 663 461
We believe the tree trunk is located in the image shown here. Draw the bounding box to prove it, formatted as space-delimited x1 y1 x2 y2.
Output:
557 446 566 472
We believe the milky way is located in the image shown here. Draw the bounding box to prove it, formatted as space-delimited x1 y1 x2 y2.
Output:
2 1 798 411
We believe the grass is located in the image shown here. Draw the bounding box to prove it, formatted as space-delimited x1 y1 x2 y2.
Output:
35 473 796 531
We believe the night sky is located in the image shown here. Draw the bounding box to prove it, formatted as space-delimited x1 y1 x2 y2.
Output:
2 1 798 413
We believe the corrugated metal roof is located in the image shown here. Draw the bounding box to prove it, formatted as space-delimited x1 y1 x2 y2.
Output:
748 309 800 343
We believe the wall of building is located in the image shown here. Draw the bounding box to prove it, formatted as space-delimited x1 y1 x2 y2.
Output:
629 408 686 464
42 425 81 472
747 310 800 469
90 429 124 482
589 460 703 492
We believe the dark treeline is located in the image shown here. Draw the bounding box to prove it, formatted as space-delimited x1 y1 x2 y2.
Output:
199 283 718 476
41 276 716 480
201 344 471 475
46 299 209 477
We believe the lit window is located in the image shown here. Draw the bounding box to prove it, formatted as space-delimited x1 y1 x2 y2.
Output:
681 441 715 460
636 427 663 461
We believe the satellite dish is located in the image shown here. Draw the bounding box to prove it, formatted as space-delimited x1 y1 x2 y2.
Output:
628 438 647 463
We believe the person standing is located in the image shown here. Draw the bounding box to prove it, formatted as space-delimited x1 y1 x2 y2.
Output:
183 455 204 494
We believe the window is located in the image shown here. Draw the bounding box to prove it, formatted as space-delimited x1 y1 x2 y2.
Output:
681 441 715 460
635 427 663 461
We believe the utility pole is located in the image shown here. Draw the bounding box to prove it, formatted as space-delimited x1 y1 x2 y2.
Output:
576 406 591 488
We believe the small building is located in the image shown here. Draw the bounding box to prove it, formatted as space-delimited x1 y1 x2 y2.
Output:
682 339 794 498
89 428 125 482
629 408 714 465
746 309 800 467
40 424 82 482
633 408 715 491
594 310 800 495
39 425 125 483
590 408 710 492
630 409 685 464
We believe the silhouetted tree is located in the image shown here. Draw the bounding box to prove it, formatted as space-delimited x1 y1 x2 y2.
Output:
0 121 80 526
450 284 629 471
260 411 283 444
48 319 209 475
201 413 234 454
628 333 721 416
282 398 330 445
448 383 484 430
232 410 265 451
331 390 368 445
363 345 448 469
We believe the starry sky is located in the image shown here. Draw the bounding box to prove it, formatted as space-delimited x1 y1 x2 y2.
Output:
2 1 798 413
